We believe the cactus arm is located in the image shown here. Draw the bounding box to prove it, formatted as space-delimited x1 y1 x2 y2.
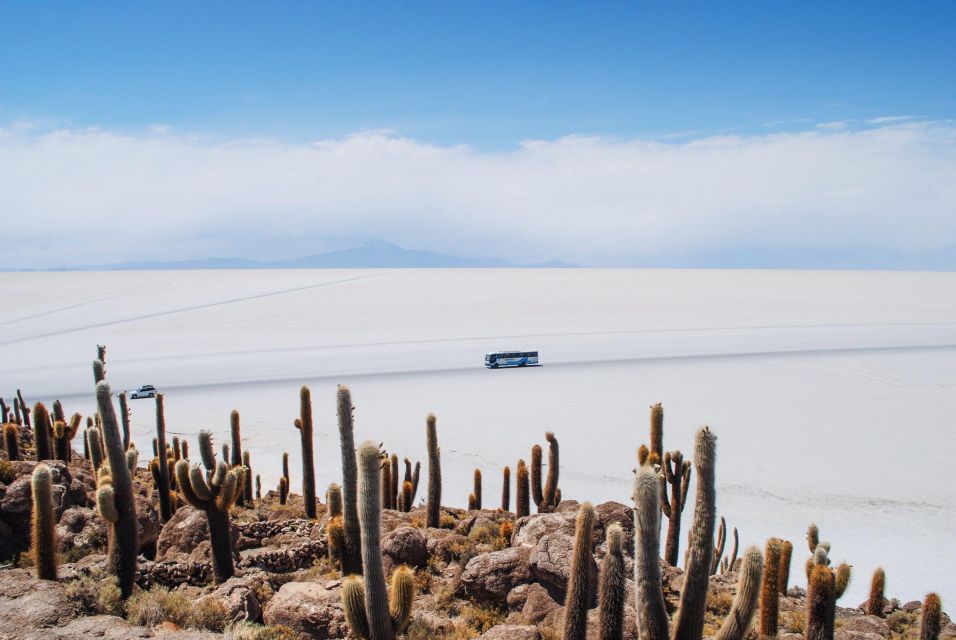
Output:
807 523 820 553
96 484 120 522
671 427 717 640
834 563 851 599
177 462 209 507
531 444 544 507
634 465 669 640
198 430 217 471
715 546 763 640
342 575 371 639
388 566 414 633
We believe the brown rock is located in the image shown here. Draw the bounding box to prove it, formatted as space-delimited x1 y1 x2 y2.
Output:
382 526 428 570
0 568 77 636
519 583 560 624
156 505 238 560
478 624 543 640
839 615 891 638
458 546 533 604
262 580 350 639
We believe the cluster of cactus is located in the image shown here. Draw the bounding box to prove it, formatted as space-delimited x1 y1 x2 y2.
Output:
634 427 766 640
341 441 414 639
468 468 482 510
381 450 420 512
51 407 81 463
531 431 560 512
295 386 317 519
174 430 245 581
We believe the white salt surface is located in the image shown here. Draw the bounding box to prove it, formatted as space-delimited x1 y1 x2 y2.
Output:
1 268 954 604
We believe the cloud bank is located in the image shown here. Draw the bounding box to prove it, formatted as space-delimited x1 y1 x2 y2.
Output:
1 120 955 269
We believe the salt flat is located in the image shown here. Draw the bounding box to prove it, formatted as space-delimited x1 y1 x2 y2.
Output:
1 268 954 604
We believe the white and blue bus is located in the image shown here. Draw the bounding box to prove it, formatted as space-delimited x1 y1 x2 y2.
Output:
484 351 539 368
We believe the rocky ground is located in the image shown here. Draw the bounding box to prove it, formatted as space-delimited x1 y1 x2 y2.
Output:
0 448 952 640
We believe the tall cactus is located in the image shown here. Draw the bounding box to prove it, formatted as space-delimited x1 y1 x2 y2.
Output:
242 450 252 504
866 568 886 617
661 449 691 566
633 464 669 640
86 427 104 473
230 410 245 507
33 402 53 461
516 459 530 518
31 463 58 580
920 593 942 640
563 502 595 640
531 444 543 507
278 476 289 504
118 391 131 451
501 466 510 512
778 539 793 594
649 402 663 462
296 386 317 519
471 469 482 510
671 427 717 640
336 385 363 575
598 523 626 640
17 389 31 427
153 394 173 522
426 413 441 528
4 423 21 460
807 564 835 640
93 378 138 598
341 441 414 639
175 430 244 582
714 546 763 640
255 474 261 501
759 538 781 637
382 455 393 510
0 397 8 423
389 454 399 510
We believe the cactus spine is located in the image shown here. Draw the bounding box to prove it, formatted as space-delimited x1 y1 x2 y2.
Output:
920 593 942 640
671 427 717 640
4 423 20 460
175 430 244 582
341 441 414 639
714 546 763 640
807 564 835 640
336 385 363 575
866 567 886 617
33 402 53 461
562 501 595 640
516 459 530 518
230 410 245 507
94 378 138 598
31 463 58 580
759 538 781 637
426 413 441 528
633 464 669 640
296 386 317 519
501 466 510 512
153 394 173 522
661 449 691 566
598 523 626 640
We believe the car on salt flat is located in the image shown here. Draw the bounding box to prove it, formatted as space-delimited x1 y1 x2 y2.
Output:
129 385 158 399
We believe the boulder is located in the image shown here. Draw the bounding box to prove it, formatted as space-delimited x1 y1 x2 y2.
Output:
518 583 560 624
838 615 891 639
512 511 576 548
382 526 428 570
458 546 533 604
56 507 107 556
478 625 543 640
203 571 269 625
528 530 597 598
262 580 350 639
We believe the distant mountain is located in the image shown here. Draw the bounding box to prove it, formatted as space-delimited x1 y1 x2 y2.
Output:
38 240 579 271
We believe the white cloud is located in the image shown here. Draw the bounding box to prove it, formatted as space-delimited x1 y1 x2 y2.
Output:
0 121 954 269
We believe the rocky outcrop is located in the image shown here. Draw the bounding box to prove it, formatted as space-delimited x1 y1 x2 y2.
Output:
262 580 350 639
478 624 543 640
238 539 325 573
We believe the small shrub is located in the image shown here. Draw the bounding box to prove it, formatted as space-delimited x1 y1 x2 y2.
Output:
64 571 122 616
439 514 457 529
706 588 734 616
780 609 806 634
125 586 192 628
0 460 14 484
886 610 915 634
300 557 338 581
191 597 229 632
414 568 432 594
227 622 300 640
468 522 498 545
459 603 506 634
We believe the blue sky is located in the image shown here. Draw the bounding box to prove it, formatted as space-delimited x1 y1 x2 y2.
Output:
0 2 954 269
2 2 954 146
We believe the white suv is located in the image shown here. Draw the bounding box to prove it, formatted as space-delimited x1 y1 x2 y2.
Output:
129 385 157 399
